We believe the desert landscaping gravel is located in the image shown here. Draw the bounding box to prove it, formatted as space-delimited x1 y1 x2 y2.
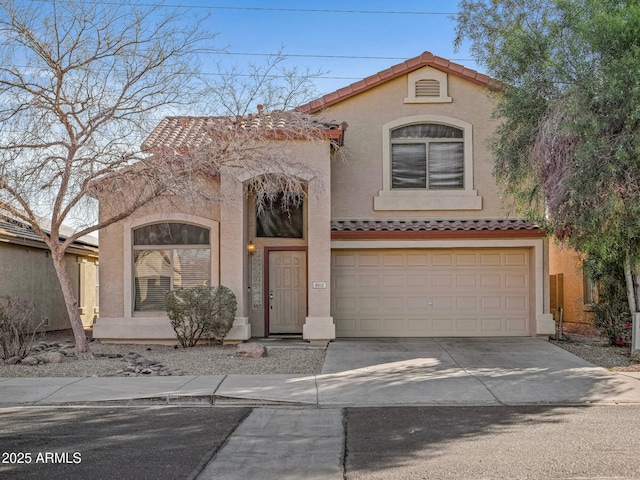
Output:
0 331 326 378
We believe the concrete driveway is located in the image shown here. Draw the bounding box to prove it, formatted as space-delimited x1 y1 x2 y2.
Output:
317 337 640 406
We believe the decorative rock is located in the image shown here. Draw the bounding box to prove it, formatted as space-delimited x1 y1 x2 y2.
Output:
37 351 63 364
236 343 267 358
21 356 39 366
5 356 22 365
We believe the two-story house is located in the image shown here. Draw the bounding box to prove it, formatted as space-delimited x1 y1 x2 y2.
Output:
93 52 555 343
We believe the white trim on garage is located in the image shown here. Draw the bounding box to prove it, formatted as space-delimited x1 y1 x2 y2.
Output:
331 238 552 336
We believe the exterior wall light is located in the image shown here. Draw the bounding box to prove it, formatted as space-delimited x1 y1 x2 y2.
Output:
247 240 256 255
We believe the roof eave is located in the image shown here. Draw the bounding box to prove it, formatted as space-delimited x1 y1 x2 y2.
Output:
299 50 499 114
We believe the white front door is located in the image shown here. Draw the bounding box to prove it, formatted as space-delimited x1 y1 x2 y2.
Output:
268 250 307 334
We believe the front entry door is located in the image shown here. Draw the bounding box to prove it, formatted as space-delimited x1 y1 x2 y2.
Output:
268 250 307 334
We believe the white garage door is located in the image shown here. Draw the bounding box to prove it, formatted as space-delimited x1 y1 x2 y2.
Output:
331 248 531 337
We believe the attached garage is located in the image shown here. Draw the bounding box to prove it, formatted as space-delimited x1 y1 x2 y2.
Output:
331 248 533 337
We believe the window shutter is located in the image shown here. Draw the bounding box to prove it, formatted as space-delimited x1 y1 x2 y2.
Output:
415 79 440 97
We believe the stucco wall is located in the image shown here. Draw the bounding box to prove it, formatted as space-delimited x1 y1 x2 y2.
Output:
0 243 97 331
323 71 504 220
98 180 221 320
549 241 592 324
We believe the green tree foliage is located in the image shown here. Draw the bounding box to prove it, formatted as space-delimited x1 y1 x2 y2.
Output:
456 0 640 345
165 286 237 348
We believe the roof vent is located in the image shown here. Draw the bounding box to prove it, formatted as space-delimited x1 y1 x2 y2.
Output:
415 79 440 97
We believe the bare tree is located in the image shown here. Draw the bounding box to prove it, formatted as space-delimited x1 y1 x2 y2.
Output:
0 0 337 358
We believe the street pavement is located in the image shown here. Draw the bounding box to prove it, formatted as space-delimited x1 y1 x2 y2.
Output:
3 404 640 479
2 337 640 479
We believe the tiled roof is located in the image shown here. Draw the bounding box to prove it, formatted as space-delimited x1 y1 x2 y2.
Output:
331 219 540 232
0 216 99 250
142 113 347 152
299 51 495 113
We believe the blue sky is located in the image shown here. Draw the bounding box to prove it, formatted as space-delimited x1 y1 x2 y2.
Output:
168 1 478 97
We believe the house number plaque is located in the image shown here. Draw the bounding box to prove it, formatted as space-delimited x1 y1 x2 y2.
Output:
251 250 263 310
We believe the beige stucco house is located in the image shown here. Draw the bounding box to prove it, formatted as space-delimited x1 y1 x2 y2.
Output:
0 216 99 331
94 51 555 343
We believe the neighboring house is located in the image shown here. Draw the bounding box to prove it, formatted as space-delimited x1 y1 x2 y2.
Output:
94 51 555 343
0 216 99 330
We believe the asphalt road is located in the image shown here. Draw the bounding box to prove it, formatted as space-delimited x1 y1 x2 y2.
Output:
346 405 640 479
0 406 250 480
2 404 640 479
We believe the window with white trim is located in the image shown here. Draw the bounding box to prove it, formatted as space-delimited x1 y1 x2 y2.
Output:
132 223 210 312
374 114 482 211
391 123 464 190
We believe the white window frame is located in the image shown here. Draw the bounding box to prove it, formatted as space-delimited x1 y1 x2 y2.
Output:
123 213 219 318
374 114 482 211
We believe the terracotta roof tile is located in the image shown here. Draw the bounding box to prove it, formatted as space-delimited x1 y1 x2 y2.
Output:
331 219 540 232
142 112 346 152
300 51 494 113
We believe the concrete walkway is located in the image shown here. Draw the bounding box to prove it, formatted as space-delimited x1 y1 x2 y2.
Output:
1 337 640 406
3 338 640 480
196 408 344 480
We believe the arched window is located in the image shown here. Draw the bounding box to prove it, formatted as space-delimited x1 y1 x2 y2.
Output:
132 223 210 312
374 115 482 211
390 123 464 190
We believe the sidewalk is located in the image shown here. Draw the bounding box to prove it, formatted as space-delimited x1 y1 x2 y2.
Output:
2 338 640 406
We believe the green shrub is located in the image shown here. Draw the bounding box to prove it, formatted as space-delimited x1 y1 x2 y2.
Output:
0 296 40 360
165 285 236 348
584 255 632 346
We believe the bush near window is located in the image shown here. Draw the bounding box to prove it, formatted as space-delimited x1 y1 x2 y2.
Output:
165 286 236 348
0 296 40 360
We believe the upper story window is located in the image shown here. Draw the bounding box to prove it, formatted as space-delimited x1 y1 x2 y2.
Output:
374 114 482 211
256 192 304 238
132 222 211 312
391 123 464 190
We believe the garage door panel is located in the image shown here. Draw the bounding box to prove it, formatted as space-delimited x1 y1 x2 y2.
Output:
407 297 429 310
334 274 356 289
456 275 477 287
480 253 502 266
407 274 429 288
456 253 478 266
359 275 380 288
506 252 528 265
407 253 429 266
381 297 404 310
331 249 531 337
481 318 504 332
505 296 528 311
481 297 502 310
456 297 478 309
432 253 454 265
432 274 453 288
335 296 356 312
505 274 527 288
382 274 404 288
382 254 404 266
506 318 528 332
359 318 381 333
481 274 502 288
359 297 380 310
